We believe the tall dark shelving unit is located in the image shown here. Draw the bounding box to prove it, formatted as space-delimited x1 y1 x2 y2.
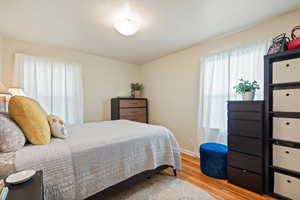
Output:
264 48 300 200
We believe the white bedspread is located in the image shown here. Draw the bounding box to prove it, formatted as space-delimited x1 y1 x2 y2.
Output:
7 120 181 200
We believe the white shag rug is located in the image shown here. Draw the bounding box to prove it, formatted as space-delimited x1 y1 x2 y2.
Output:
102 175 215 200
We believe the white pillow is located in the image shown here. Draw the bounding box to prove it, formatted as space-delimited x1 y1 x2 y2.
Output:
47 115 68 139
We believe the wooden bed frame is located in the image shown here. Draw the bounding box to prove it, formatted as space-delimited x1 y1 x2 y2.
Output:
86 165 176 200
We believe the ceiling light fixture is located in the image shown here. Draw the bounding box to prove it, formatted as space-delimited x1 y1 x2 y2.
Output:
114 17 140 36
113 2 141 36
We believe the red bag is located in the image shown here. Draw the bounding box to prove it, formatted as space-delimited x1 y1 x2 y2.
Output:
288 25 300 50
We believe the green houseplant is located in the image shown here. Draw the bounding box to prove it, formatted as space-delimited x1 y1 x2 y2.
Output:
233 79 260 100
131 83 144 98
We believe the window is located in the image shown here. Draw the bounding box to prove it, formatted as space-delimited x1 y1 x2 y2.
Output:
198 41 270 144
13 54 83 124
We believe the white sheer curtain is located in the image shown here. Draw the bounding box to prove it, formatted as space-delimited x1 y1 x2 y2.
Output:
199 52 229 145
198 41 270 145
13 53 84 124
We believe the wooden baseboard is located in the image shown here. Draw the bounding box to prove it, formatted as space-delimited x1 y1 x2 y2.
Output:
181 148 199 158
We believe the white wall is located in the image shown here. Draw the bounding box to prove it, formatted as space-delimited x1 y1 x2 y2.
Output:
1 38 140 122
141 9 300 154
0 35 3 79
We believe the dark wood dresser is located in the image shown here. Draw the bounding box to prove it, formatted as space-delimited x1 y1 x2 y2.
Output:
227 101 264 194
111 98 148 123
264 48 300 200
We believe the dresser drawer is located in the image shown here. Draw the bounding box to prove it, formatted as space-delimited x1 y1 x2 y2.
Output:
273 117 300 143
273 58 300 84
228 151 262 174
273 89 300 112
228 166 262 193
228 135 262 156
120 114 147 123
273 145 300 172
120 108 147 123
120 108 146 116
228 119 262 138
228 102 263 112
274 172 300 200
228 112 262 121
119 100 146 108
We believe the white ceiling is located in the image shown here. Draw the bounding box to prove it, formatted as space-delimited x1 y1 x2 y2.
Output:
0 0 300 64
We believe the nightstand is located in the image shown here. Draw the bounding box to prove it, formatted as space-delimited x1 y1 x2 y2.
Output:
6 170 43 200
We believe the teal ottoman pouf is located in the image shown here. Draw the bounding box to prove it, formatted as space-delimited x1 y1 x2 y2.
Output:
200 143 228 179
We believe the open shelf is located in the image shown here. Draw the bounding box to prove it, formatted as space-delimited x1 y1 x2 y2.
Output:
268 111 300 118
264 48 300 60
269 138 300 148
269 166 300 179
269 81 300 88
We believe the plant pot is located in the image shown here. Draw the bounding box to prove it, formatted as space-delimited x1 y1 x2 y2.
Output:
242 92 255 101
133 90 141 98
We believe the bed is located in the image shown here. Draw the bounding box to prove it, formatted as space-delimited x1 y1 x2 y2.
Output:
0 120 181 200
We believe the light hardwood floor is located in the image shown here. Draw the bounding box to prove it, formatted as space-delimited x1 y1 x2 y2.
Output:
162 153 276 200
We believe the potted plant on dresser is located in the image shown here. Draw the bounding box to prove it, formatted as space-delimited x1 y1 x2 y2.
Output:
131 83 144 98
234 78 260 100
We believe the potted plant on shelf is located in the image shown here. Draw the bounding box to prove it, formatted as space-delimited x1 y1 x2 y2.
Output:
234 79 260 101
131 83 144 98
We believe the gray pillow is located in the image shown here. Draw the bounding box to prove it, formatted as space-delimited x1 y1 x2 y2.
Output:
0 113 26 152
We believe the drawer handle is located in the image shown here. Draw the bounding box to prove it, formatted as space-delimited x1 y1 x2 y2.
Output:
287 180 292 183
285 151 290 154
286 122 290 125
130 102 139 105
286 93 290 96
242 169 247 173
286 63 290 67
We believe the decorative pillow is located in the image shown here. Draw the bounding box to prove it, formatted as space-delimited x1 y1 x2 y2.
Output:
47 114 68 139
0 113 26 152
8 96 51 145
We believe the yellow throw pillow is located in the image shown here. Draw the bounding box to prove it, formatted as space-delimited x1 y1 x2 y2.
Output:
8 96 51 145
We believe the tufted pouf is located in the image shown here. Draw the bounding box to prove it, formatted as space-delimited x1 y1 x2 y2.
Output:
200 143 228 179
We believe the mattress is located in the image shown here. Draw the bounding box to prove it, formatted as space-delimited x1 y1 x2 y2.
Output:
0 120 181 200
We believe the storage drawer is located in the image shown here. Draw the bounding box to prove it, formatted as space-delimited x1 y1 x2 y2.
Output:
228 166 262 193
273 58 300 84
228 112 262 121
228 119 262 138
273 117 300 143
120 108 147 123
119 100 146 108
120 108 146 116
119 114 147 123
273 89 300 112
273 145 300 172
274 172 300 200
228 135 262 156
228 102 263 112
228 151 262 174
